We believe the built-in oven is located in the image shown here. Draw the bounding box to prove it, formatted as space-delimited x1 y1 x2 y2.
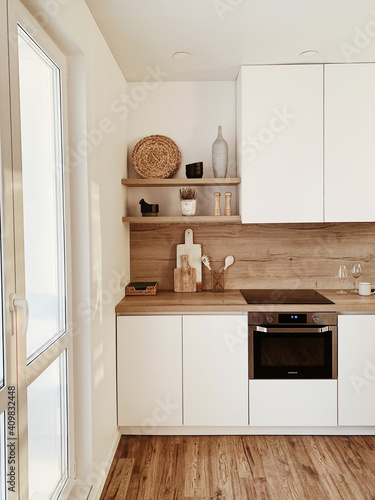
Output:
248 312 337 379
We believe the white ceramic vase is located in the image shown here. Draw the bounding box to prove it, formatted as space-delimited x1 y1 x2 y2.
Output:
212 125 228 178
181 199 196 216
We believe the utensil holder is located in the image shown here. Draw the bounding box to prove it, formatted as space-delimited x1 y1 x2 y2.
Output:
211 270 225 292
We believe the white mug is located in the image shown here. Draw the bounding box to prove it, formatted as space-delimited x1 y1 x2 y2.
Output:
358 282 375 296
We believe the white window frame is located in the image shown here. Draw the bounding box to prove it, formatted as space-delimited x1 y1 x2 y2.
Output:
6 1 75 499
0 0 17 497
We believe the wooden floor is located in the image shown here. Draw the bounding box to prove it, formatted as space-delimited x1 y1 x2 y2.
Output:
100 435 375 500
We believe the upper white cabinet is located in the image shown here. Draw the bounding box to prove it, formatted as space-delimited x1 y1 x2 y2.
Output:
237 63 375 223
338 315 375 426
237 65 324 223
183 314 248 426
325 64 375 222
117 315 183 426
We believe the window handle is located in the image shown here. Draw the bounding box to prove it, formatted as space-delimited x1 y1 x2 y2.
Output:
9 293 29 337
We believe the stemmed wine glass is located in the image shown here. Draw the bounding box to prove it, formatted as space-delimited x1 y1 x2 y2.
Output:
337 265 348 294
351 263 362 294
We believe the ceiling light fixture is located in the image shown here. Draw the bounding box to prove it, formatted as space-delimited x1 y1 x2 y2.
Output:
172 51 191 60
299 50 319 59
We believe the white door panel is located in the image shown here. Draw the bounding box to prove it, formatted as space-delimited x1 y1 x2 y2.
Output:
183 314 248 426
338 315 375 426
117 315 183 427
325 64 375 222
237 65 324 223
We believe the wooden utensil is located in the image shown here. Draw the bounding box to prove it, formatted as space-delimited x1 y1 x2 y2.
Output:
174 255 196 293
176 228 202 291
224 255 235 270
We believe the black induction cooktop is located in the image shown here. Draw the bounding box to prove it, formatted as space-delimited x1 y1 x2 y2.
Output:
240 289 335 305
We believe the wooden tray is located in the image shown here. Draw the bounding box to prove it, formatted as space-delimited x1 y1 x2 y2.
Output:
125 282 158 296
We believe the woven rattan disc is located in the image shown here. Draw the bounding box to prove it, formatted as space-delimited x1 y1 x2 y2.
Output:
132 135 182 179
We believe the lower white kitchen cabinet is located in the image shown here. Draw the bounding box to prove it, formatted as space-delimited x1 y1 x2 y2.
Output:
338 315 375 426
249 380 337 427
117 312 375 430
117 315 183 426
183 314 248 426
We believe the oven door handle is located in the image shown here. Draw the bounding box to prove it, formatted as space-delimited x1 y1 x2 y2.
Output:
254 326 331 333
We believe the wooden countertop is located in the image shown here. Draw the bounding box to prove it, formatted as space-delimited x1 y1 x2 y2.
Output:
115 289 375 314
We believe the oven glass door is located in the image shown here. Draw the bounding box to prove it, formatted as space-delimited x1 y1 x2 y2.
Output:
253 329 333 379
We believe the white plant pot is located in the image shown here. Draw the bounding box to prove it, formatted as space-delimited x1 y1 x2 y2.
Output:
181 199 196 216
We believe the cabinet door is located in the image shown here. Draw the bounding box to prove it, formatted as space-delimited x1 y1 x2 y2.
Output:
249 380 337 427
325 64 375 222
117 316 182 426
183 314 248 426
338 315 375 426
237 65 324 223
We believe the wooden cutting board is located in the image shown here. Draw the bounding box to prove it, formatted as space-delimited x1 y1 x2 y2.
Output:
176 228 202 291
174 255 196 293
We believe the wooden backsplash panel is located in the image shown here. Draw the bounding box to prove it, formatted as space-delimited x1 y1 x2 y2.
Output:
130 223 375 291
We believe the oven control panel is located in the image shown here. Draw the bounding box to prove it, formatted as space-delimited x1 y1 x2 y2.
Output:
278 313 307 324
248 312 337 326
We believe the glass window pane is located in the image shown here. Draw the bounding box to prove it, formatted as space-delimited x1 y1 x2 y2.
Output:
0 412 6 500
27 351 68 500
17 27 66 363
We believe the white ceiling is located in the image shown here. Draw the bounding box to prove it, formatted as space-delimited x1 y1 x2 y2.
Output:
85 0 375 81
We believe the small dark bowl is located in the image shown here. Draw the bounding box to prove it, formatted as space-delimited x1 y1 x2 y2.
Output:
186 162 203 178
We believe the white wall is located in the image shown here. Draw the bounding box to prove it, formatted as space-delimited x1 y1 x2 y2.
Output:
20 0 129 497
127 81 237 216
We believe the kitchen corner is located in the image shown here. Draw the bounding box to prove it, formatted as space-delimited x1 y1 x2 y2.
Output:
116 218 375 435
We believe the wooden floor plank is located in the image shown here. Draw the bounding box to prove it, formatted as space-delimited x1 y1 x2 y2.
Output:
241 477 274 500
100 435 375 500
182 436 211 498
267 435 303 500
209 436 229 498
122 436 156 499
255 436 298 499
280 436 329 500
315 436 375 500
209 435 244 499
306 436 356 499
100 458 134 500
155 438 180 500
232 436 252 479
224 436 248 499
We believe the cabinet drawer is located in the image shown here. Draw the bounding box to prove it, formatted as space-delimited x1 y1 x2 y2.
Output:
249 380 337 427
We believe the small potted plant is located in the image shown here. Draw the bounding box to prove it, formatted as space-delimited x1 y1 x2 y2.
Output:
179 188 197 216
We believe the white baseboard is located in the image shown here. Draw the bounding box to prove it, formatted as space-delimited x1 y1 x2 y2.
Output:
69 432 121 500
69 485 92 500
119 425 375 436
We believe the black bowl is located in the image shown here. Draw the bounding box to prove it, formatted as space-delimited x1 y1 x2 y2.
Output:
186 162 203 178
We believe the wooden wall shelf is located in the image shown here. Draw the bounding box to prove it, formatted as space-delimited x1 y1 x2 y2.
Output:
122 216 242 224
121 178 241 187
